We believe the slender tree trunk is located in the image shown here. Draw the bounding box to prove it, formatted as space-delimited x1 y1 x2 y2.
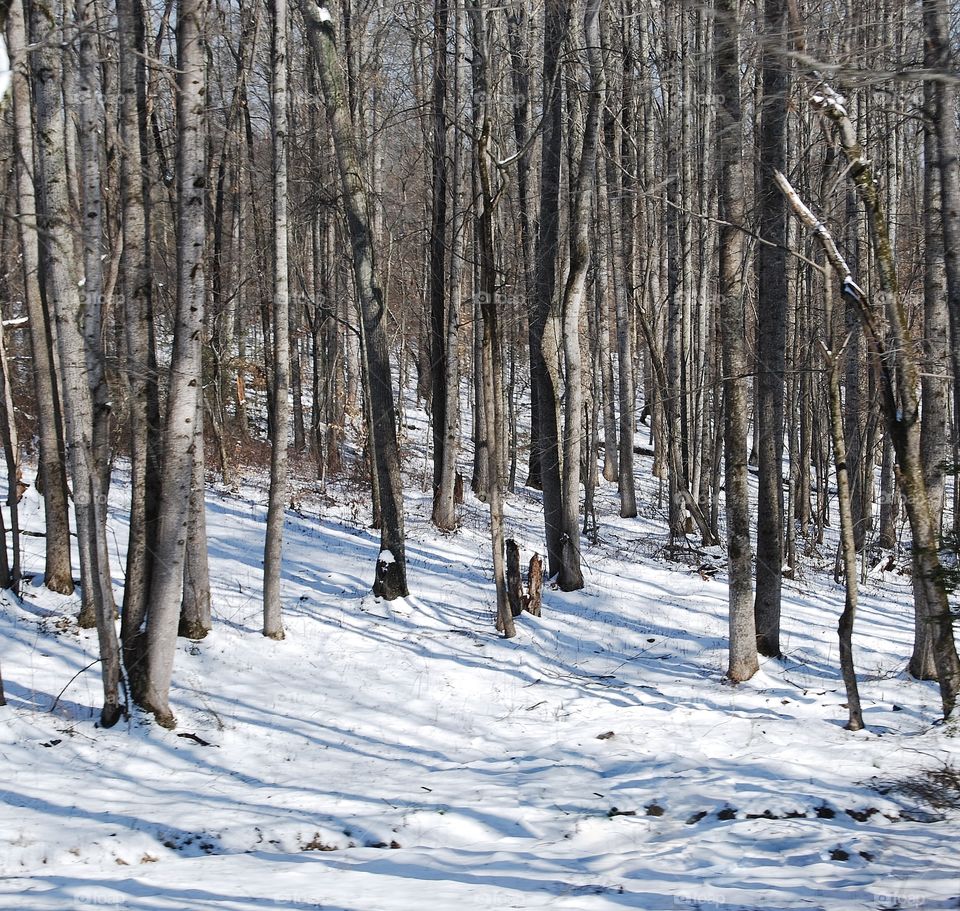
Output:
180 397 211 640
823 337 864 732
716 0 757 683
300 0 407 599
0 319 21 594
140 0 209 728
468 0 515 638
429 0 452 527
754 0 790 658
531 0 567 577
911 81 950 679
556 0 602 591
263 0 290 639
927 0 960 539
776 106 960 719
117 0 162 700
31 0 121 727
7 0 73 596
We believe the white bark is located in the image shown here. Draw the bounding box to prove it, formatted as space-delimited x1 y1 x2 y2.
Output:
141 0 209 728
263 0 290 639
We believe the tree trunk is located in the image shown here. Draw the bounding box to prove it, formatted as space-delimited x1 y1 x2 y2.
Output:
31 0 121 727
715 0 757 683
180 395 211 639
469 0 515 638
263 0 290 640
7 0 73 596
910 81 950 679
117 0 161 699
531 0 566 577
924 0 960 547
428 0 451 526
557 0 602 591
140 0 209 728
754 0 789 658
775 107 960 719
823 337 865 732
300 0 408 599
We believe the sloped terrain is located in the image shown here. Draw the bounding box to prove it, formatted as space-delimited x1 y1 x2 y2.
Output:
1 451 958 910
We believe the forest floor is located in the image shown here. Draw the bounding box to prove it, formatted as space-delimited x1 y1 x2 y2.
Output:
1 409 959 910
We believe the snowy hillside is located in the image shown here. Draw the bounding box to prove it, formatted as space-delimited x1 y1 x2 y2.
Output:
1 448 958 911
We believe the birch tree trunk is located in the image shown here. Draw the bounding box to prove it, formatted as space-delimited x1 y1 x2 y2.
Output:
7 0 73 596
31 0 121 726
300 0 408 599
140 0 209 728
263 0 290 639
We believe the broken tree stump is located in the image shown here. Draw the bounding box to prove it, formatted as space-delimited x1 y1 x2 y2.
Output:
525 553 543 617
506 538 524 617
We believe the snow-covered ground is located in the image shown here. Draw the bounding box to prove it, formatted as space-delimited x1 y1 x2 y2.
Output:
1 423 958 910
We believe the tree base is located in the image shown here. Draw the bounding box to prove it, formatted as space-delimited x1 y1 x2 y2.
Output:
45 572 75 596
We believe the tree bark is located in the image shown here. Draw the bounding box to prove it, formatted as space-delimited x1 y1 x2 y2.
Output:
556 0 602 591
140 0 209 728
776 128 960 719
300 0 408 599
910 79 951 679
7 0 73 596
263 0 290 639
469 0 515 638
754 0 790 658
31 0 121 727
117 0 161 699
530 0 566 577
823 337 865 732
715 0 757 683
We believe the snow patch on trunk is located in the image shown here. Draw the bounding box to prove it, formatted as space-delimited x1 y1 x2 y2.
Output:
0 37 10 105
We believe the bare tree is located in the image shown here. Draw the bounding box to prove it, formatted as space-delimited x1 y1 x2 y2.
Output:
30 0 121 726
715 0 757 683
117 0 162 697
141 0 210 728
6 0 73 596
299 0 408 599
775 85 960 719
556 0 603 591
754 0 790 658
263 0 290 639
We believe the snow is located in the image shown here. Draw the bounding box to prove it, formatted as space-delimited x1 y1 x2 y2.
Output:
315 5 332 24
0 416 958 909
0 37 10 108
377 549 396 565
